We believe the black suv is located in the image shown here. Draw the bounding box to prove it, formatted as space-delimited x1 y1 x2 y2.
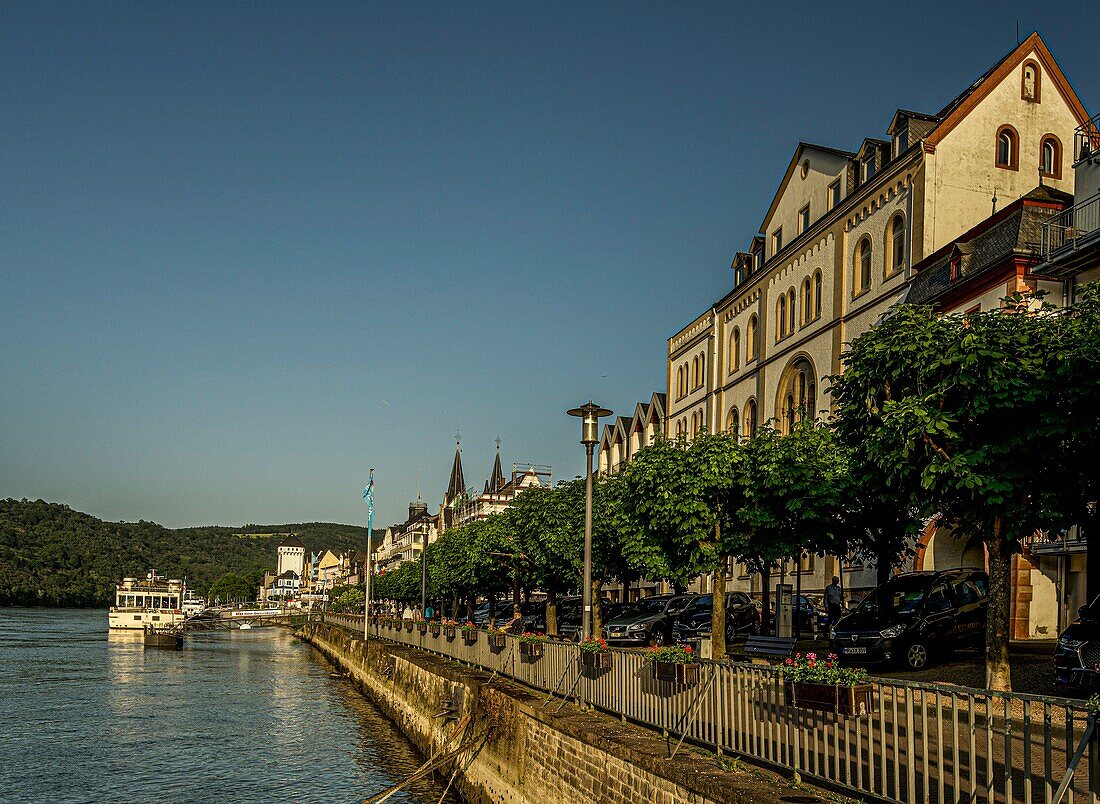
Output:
829 570 988 669
673 592 760 643
1055 597 1100 688
604 594 696 646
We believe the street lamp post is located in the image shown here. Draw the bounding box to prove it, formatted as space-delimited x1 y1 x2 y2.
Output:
567 401 613 642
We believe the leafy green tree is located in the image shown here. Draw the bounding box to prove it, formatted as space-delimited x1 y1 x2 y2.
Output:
830 295 1083 690
732 419 850 636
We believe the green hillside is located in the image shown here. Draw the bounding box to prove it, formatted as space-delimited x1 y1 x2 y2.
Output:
0 499 379 607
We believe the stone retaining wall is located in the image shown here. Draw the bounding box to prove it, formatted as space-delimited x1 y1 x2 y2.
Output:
298 622 808 804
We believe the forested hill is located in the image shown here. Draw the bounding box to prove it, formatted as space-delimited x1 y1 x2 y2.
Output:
0 499 378 607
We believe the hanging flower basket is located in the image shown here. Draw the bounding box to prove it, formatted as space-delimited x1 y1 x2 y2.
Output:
416 621 428 634
404 620 414 632
784 681 875 716
429 623 441 637
488 630 507 649
518 632 546 657
780 653 875 716
460 622 477 642
443 624 457 638
582 650 612 672
653 661 699 685
648 644 698 685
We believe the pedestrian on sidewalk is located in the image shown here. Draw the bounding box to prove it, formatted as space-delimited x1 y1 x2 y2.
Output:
825 576 844 626
402 603 414 620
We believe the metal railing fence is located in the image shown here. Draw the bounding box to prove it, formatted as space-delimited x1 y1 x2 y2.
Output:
1042 191 1100 259
319 613 1099 804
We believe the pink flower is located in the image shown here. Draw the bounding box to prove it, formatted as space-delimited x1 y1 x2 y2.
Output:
827 653 838 661
806 652 817 662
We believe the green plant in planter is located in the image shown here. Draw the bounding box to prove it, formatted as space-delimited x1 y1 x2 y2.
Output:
781 653 868 687
518 631 547 644
647 644 695 664
579 636 609 654
459 621 477 634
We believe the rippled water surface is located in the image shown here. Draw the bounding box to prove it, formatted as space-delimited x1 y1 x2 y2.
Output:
0 609 461 803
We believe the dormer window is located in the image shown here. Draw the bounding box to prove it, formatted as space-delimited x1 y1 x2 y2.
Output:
862 156 876 182
893 130 908 157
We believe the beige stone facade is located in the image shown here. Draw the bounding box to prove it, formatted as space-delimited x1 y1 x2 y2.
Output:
664 34 1089 600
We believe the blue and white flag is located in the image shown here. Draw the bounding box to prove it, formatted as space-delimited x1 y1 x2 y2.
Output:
363 470 375 533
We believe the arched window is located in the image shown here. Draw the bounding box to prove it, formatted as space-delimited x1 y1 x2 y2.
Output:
744 399 758 438
698 353 706 388
856 237 872 294
747 315 758 360
888 214 905 275
728 327 741 373
777 295 787 339
676 365 685 398
996 125 1019 170
776 356 817 433
691 356 699 390
813 271 822 319
1040 135 1062 179
1021 60 1041 102
802 279 812 324
787 289 796 334
725 407 739 436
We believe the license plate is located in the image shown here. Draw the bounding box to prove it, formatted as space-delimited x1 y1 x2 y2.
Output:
844 647 867 654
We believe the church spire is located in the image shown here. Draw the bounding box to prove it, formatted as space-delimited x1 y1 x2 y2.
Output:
486 437 505 494
445 432 466 507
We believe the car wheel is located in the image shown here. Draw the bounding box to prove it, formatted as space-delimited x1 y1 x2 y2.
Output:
905 641 930 670
650 629 667 647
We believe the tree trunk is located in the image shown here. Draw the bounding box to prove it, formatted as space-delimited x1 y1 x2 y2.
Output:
1088 504 1100 604
986 522 1013 692
760 565 772 636
465 596 475 622
875 538 893 586
513 580 522 619
592 578 604 639
451 592 459 620
546 589 558 637
711 559 727 661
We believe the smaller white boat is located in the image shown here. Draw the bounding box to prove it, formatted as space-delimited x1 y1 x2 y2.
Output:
238 623 253 630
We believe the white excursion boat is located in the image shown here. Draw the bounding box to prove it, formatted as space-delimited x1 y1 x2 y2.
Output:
181 588 206 618
108 570 186 630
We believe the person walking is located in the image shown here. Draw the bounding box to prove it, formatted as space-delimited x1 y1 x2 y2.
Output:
402 603 414 621
424 603 435 621
825 576 844 626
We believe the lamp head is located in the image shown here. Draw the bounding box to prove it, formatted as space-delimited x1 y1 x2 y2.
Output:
567 401 613 445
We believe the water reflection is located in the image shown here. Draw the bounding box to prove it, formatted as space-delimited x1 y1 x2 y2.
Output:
0 609 461 803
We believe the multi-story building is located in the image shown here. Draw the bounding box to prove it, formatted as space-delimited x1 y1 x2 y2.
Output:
664 33 1089 605
597 393 666 476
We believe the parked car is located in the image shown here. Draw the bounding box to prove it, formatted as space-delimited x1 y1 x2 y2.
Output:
603 594 696 646
557 598 623 641
829 570 988 670
1055 597 1100 688
673 592 760 643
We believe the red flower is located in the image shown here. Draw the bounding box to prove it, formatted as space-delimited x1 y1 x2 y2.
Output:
685 646 693 653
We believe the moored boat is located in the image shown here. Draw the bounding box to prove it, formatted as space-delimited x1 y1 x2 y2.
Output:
108 570 186 630
143 625 183 649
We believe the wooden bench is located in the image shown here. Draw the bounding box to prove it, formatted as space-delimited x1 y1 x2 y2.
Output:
742 635 797 664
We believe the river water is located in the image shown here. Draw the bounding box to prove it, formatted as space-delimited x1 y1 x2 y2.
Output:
0 609 461 803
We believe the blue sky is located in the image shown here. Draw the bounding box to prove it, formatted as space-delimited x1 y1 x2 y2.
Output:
1 3 1095 529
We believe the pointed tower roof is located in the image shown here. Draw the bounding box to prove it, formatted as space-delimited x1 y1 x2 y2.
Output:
486 439 506 494
445 436 466 506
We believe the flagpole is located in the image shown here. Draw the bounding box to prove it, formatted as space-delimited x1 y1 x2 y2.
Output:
363 469 375 640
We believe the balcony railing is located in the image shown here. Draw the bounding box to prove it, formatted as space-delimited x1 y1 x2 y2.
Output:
1041 190 1100 259
1023 528 1087 556
1075 112 1100 164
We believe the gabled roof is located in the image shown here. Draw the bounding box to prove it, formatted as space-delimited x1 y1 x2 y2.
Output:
926 32 1090 148
759 142 855 234
887 109 941 136
279 535 305 549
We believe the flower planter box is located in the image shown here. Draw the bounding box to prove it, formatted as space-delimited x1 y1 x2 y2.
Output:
444 626 456 638
416 623 428 634
404 621 414 632
461 630 478 643
581 651 612 672
519 641 544 658
784 681 875 716
488 633 507 649
429 625 441 637
652 661 699 685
